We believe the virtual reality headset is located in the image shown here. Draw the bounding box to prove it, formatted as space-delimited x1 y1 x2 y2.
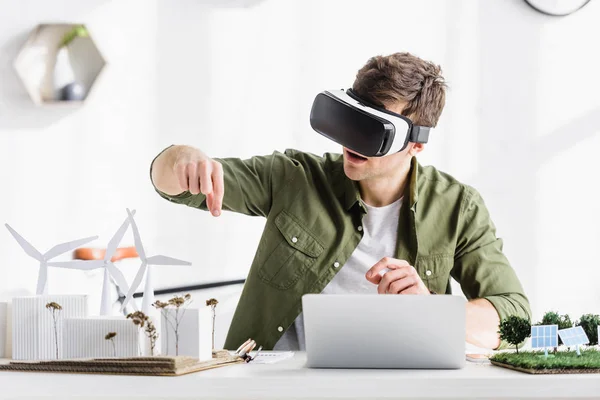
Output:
309 89 431 157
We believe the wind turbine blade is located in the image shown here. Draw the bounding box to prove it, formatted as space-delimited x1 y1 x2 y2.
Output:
48 260 105 270
105 210 136 262
45 235 99 260
106 261 130 296
5 224 43 261
36 263 48 295
127 208 146 261
146 255 191 266
120 262 147 311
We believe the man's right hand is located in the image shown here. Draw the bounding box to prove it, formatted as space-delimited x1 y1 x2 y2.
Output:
152 145 224 217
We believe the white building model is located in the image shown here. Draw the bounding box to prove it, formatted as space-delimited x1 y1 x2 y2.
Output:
12 295 87 360
62 316 142 358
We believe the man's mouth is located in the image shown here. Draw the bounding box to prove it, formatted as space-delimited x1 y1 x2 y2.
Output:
345 149 368 164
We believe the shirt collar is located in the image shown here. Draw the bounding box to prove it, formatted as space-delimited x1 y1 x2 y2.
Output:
331 155 420 211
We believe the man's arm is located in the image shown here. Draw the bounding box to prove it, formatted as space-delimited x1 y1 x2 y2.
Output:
150 145 297 218
453 187 531 350
465 298 501 349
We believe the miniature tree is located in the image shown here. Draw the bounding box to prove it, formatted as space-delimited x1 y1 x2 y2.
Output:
153 300 170 353
498 316 531 354
145 319 159 356
45 302 62 359
576 314 600 346
206 298 219 350
153 294 192 356
126 311 158 356
105 332 117 357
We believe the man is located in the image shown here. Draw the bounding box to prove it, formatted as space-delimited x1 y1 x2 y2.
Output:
151 52 531 351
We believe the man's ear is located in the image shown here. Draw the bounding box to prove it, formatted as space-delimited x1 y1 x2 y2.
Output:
408 142 425 156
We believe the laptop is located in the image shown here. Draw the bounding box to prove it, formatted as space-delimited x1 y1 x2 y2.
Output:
302 294 466 369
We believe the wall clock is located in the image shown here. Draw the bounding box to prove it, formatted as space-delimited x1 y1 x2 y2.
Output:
524 0 591 16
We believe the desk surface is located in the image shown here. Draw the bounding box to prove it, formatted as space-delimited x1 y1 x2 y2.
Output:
1 352 599 400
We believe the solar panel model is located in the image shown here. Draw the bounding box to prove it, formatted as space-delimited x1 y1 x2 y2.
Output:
531 325 558 357
558 326 590 356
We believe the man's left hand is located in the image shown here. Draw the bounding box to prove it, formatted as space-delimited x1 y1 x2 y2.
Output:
365 257 430 295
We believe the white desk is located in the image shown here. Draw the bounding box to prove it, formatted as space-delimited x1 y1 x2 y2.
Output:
1 352 599 400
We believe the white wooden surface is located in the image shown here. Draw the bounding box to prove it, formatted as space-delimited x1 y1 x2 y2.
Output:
0 352 599 399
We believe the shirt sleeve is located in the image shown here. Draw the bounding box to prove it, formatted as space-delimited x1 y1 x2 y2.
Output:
452 186 532 349
150 146 298 218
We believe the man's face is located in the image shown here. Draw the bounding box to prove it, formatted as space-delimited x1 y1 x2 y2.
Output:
342 101 423 182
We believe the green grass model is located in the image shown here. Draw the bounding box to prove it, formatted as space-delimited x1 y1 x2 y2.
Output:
490 312 600 374
491 349 600 372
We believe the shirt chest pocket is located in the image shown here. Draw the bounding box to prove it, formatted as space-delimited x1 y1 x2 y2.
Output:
258 210 325 290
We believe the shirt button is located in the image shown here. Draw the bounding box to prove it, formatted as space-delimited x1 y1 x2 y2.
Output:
333 261 340 268
357 226 363 231
278 326 284 332
291 236 298 243
426 270 432 276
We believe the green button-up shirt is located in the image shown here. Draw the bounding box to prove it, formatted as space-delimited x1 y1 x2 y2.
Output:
152 148 531 350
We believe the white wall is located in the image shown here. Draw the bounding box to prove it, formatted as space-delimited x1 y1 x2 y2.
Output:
0 0 598 343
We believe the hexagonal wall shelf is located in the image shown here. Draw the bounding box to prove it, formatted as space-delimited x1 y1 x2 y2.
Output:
14 24 106 105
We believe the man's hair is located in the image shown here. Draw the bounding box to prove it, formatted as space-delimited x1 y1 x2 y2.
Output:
352 52 447 127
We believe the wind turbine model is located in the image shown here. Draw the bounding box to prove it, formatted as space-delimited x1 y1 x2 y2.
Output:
121 208 191 314
4 224 98 295
49 211 135 315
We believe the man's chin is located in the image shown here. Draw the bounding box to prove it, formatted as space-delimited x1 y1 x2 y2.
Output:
343 163 364 181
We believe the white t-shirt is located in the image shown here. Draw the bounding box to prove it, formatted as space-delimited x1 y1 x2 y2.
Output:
274 197 402 350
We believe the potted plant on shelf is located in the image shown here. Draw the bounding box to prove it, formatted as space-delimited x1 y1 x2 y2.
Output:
53 24 88 101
